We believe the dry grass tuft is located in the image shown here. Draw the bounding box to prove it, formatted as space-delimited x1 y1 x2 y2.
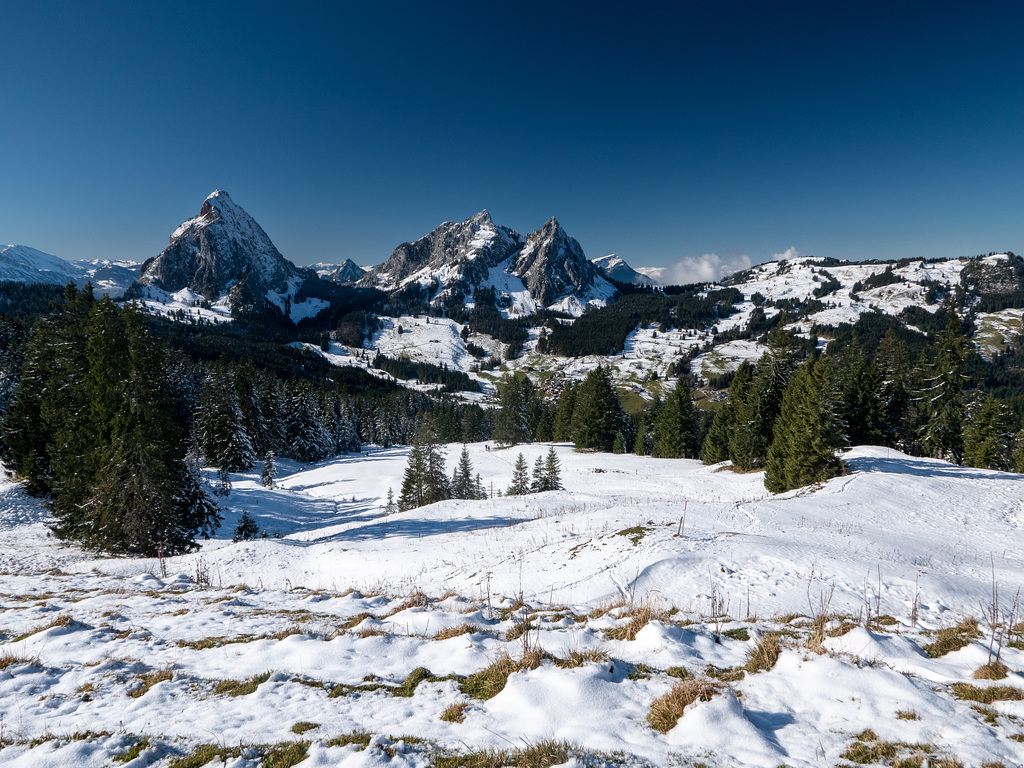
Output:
972 661 1009 680
434 622 477 641
214 670 272 697
440 701 468 723
950 683 1024 703
129 667 173 698
744 633 782 673
390 590 430 615
647 678 722 733
325 731 372 750
460 653 520 700
556 648 610 669
605 599 667 641
923 617 980 658
588 595 630 620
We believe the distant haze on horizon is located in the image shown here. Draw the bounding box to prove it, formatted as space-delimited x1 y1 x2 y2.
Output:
2 3 1021 282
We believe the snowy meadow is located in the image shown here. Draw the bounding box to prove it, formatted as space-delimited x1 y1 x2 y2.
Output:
2 443 1024 767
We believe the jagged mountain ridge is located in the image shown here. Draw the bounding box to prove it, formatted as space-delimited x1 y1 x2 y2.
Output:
138 190 313 305
359 211 616 315
322 259 367 283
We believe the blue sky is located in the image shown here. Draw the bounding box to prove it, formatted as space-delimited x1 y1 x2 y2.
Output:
2 3 1021 279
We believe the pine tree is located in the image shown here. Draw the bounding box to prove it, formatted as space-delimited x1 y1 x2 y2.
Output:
531 455 545 491
397 424 449 510
493 375 536 446
383 486 397 515
398 444 428 511
233 510 260 542
507 452 531 495
543 446 562 491
963 394 1015 470
730 333 795 471
700 361 752 464
654 377 699 458
552 382 577 442
764 355 846 493
451 445 476 499
840 351 885 446
260 451 276 488
570 366 624 452
917 311 969 462
876 329 913 449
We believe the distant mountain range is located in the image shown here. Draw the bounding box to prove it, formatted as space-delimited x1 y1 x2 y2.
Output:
357 210 617 316
0 244 140 298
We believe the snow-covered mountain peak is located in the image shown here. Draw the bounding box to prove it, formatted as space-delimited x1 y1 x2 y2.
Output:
140 190 309 304
592 253 652 285
0 244 80 283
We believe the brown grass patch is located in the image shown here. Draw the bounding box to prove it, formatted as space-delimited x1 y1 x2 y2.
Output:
647 679 723 733
923 617 980 658
744 633 782 673
973 661 1009 680
950 683 1024 703
434 623 477 640
440 701 467 723
129 667 173 698
605 600 666 641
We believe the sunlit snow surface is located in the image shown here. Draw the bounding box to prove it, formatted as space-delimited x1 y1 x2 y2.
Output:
2 445 1024 766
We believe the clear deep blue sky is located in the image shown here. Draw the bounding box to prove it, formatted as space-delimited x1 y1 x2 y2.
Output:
2 2 1022 278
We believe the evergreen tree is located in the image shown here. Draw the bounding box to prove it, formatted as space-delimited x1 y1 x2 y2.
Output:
383 486 397 515
451 445 476 499
397 424 449 510
552 382 577 442
963 394 1015 470
654 377 699 458
700 361 752 464
233 511 260 542
531 455 546 491
730 330 796 470
917 311 969 462
507 452 531 495
764 355 846 493
570 366 624 452
261 451 276 488
542 446 562 491
493 375 536 446
876 329 913 449
612 431 625 454
840 353 885 446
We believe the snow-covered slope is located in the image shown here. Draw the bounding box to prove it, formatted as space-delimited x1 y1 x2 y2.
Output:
3 445 1024 767
593 253 654 285
0 244 81 284
0 245 140 297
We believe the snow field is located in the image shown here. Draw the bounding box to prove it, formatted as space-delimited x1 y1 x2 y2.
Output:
2 445 1024 765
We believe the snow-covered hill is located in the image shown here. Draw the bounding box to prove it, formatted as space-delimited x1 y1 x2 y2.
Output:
593 253 654 285
2 445 1024 767
0 245 140 297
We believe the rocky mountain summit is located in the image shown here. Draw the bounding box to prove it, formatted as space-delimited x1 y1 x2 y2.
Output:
359 211 616 314
138 190 313 307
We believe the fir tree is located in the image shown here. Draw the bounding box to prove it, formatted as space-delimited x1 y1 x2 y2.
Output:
452 445 476 499
552 382 577 442
917 311 969 462
383 486 397 515
543 446 562 491
876 329 913 449
260 451 276 488
493 375 536 446
507 452 531 495
570 366 624 452
700 361 752 465
233 510 260 542
654 377 699 458
764 355 845 493
397 424 449 510
963 394 1015 470
531 455 545 491
730 332 795 471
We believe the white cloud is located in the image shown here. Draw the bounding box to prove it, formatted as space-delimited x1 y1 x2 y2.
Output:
771 246 799 261
659 253 753 284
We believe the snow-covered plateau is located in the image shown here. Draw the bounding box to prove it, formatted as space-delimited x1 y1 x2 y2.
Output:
2 443 1024 767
